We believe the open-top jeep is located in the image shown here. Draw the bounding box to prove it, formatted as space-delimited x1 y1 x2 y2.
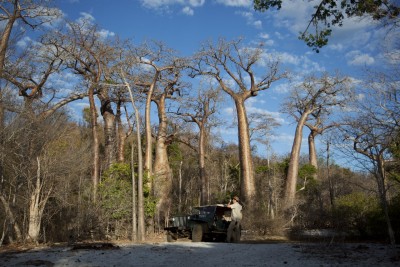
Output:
164 204 241 242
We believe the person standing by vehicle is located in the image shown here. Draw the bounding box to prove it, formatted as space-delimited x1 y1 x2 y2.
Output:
227 196 242 242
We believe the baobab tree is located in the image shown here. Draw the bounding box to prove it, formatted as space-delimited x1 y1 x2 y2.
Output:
190 38 286 203
177 81 221 205
152 68 186 228
282 72 352 208
129 41 184 192
52 18 123 201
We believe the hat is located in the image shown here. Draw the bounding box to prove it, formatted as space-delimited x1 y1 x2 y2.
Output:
233 196 239 201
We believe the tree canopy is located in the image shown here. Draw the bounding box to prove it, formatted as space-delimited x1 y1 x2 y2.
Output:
254 0 400 52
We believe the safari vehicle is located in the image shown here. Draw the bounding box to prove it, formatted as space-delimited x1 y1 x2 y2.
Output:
164 204 241 242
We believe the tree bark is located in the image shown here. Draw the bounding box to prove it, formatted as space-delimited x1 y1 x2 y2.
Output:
234 96 255 202
27 157 52 243
308 130 318 179
116 101 127 162
376 156 395 245
144 73 159 183
100 97 116 168
123 75 145 241
0 2 18 76
88 85 100 203
285 112 309 208
153 95 172 226
0 195 22 241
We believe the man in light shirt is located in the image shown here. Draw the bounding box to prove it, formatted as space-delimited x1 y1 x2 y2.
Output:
227 195 242 242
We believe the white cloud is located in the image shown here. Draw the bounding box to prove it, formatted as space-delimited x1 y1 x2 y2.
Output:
253 20 262 29
189 0 205 7
236 11 262 29
214 0 252 7
271 1 315 34
258 33 274 46
182 6 194 15
97 29 115 38
346 51 375 66
17 36 33 48
271 82 291 94
78 12 95 23
140 0 205 9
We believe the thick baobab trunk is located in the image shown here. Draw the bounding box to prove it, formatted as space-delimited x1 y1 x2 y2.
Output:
199 125 208 205
100 97 116 168
234 97 255 203
308 130 318 179
285 113 309 208
153 96 172 229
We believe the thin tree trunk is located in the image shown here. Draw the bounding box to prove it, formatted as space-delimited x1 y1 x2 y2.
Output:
0 195 22 241
144 74 159 183
0 6 18 76
178 161 183 213
131 138 137 242
27 157 52 243
117 101 126 162
123 74 145 241
376 157 395 245
88 86 100 203
326 142 335 207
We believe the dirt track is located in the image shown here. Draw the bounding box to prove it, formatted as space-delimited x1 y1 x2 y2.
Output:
1 239 399 267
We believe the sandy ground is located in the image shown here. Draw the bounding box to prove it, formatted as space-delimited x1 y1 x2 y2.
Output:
1 237 399 267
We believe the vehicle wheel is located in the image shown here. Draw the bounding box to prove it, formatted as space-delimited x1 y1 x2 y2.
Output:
192 223 203 242
166 232 177 242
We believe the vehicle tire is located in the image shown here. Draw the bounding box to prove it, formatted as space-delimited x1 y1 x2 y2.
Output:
192 223 203 242
166 232 177 242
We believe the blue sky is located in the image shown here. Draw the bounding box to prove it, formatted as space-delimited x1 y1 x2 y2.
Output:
55 0 393 163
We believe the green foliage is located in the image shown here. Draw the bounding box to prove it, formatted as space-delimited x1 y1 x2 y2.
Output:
98 163 132 220
254 0 400 52
299 29 332 53
168 142 184 165
142 172 157 217
332 192 381 236
256 165 269 173
82 107 91 125
298 164 317 180
253 0 282 11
